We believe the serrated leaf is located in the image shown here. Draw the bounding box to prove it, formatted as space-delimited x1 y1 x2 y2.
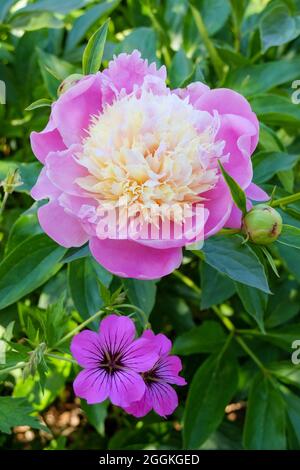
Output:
0 397 48 434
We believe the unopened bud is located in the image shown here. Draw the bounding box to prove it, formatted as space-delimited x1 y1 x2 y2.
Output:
243 204 283 245
1 169 22 194
57 74 84 96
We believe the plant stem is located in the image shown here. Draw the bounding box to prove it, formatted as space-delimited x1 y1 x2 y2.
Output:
0 191 9 216
117 303 150 327
235 335 268 374
271 191 300 207
172 270 201 295
53 308 105 349
190 4 224 81
45 353 77 364
0 361 27 376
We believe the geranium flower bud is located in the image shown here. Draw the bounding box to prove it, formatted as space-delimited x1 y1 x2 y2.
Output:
243 204 282 245
57 74 84 96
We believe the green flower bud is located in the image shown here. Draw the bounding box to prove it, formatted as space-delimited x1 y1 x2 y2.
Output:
242 204 283 245
57 74 84 96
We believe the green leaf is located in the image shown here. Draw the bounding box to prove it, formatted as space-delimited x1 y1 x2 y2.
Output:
282 387 300 445
10 0 93 15
253 151 299 184
114 27 158 65
219 161 247 215
195 0 231 36
277 225 300 249
81 400 108 436
277 243 300 281
250 94 300 128
200 262 235 309
260 3 300 52
122 279 157 319
169 50 193 88
82 18 110 75
199 235 270 293
173 320 226 355
224 59 300 97
0 397 47 434
25 98 52 110
65 1 120 52
68 256 112 320
235 283 268 332
184 349 238 449
265 280 299 328
243 374 286 450
0 0 17 22
0 234 66 310
6 209 42 253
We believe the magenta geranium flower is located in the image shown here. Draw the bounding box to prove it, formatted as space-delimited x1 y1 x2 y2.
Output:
30 50 268 280
124 330 186 418
70 315 158 407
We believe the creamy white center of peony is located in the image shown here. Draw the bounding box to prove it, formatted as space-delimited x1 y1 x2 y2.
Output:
76 91 225 224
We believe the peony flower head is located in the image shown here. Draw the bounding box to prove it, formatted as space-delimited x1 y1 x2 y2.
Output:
70 314 158 407
124 330 186 418
30 50 268 280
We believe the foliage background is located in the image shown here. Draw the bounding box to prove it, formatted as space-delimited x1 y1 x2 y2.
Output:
1 0 300 450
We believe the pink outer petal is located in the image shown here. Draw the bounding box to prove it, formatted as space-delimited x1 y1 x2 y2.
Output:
158 356 187 386
30 115 66 164
194 88 259 152
70 330 101 368
31 167 61 201
73 368 110 405
52 73 103 147
203 180 233 238
150 382 179 417
246 182 270 201
124 389 153 418
89 237 182 280
37 200 89 247
142 330 172 355
98 314 136 353
122 338 159 373
102 50 166 96
46 145 89 196
108 369 146 408
173 81 210 105
217 114 257 189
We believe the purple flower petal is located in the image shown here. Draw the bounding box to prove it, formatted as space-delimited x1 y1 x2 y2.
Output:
70 330 102 368
108 369 146 408
150 382 179 417
157 356 187 386
98 314 136 354
122 338 159 373
73 368 109 404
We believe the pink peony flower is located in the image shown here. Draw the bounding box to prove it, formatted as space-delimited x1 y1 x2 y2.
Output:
70 314 158 407
124 330 186 418
30 50 268 280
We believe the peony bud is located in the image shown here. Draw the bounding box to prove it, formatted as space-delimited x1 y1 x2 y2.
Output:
242 204 283 245
57 74 84 96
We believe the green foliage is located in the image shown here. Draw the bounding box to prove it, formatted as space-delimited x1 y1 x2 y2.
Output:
1 0 300 452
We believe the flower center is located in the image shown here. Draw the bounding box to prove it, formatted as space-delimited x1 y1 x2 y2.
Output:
76 91 225 225
100 350 124 374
